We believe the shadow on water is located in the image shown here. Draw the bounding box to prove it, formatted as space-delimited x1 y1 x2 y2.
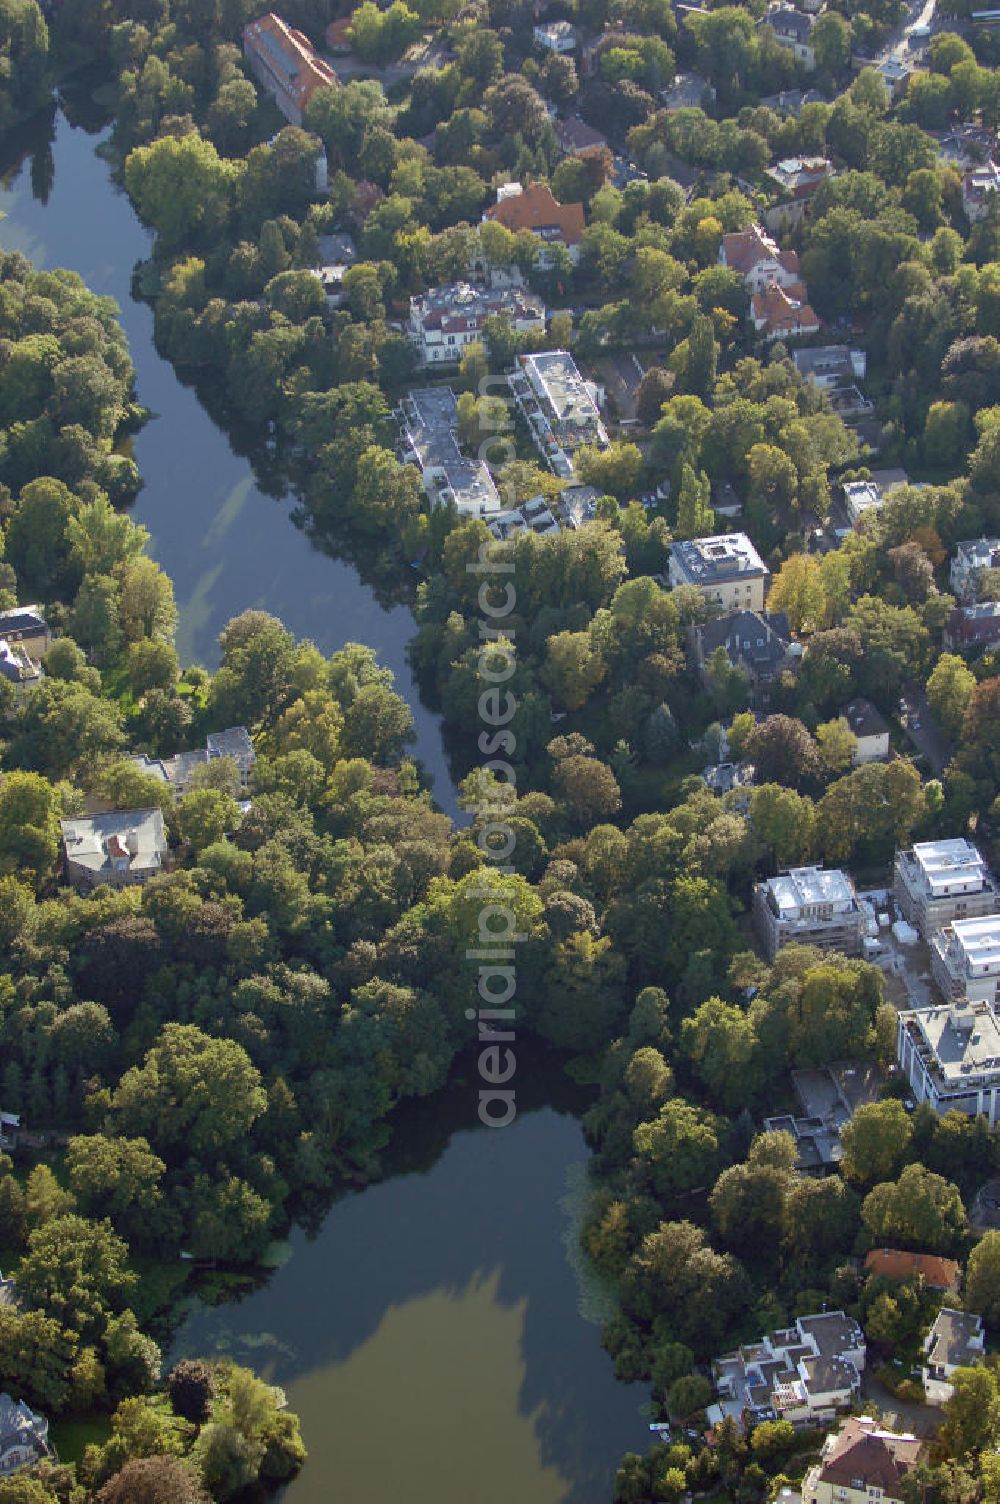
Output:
0 91 461 818
0 91 647 1501
174 1054 645 1504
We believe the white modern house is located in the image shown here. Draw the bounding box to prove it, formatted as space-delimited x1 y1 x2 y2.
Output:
534 18 577 50
668 533 771 612
922 1309 984 1404
931 914 1000 1004
894 839 999 940
897 998 1000 1125
711 1312 865 1429
397 387 501 518
753 866 865 961
509 350 607 479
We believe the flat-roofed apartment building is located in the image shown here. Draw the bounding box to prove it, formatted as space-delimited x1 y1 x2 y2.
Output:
397 387 500 518
894 838 999 940
509 350 608 480
668 533 771 612
931 914 1000 1005
753 866 864 962
897 998 1000 1126
243 12 338 126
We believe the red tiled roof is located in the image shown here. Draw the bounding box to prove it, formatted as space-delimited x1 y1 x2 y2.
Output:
864 1249 960 1289
244 13 339 110
485 183 585 246
722 224 799 277
819 1419 921 1498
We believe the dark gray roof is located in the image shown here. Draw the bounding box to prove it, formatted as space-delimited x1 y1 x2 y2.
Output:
0 606 47 635
697 610 792 672
842 697 889 739
765 6 814 41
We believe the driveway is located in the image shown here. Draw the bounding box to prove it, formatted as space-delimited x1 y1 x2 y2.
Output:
860 1373 942 1440
899 685 952 777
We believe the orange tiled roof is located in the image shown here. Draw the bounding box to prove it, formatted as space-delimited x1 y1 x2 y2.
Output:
751 280 818 333
484 183 585 246
244 13 339 110
864 1249 960 1289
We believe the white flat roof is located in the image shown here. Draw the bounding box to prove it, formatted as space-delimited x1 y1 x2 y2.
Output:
907 1000 1000 1082
767 866 856 914
951 914 1000 969
911 838 991 894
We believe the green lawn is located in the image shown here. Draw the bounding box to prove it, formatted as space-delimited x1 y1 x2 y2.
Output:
49 1413 111 1466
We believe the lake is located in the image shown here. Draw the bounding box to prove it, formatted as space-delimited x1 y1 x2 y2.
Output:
0 92 647 1502
0 98 459 816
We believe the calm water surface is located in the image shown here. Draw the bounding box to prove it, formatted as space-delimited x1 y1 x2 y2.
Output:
175 1081 645 1504
0 91 647 1504
0 101 458 814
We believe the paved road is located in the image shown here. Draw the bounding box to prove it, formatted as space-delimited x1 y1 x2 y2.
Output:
861 1373 942 1440
899 684 952 777
871 0 938 70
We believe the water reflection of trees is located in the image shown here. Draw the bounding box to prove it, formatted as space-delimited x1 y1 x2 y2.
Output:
175 1056 643 1503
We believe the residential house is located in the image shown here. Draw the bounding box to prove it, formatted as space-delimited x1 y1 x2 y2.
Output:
762 1110 843 1171
312 231 357 306
0 1394 50 1478
243 12 339 126
766 156 834 198
719 224 802 295
801 1416 922 1504
751 281 821 340
843 479 882 526
759 87 828 114
691 608 795 698
509 350 608 480
0 1114 18 1152
0 1273 17 1308
702 760 756 797
753 866 864 961
946 602 1000 651
950 537 1000 602
0 637 42 703
131 727 256 797
407 280 546 366
762 5 816 67
894 839 999 939
0 606 49 657
922 1309 984 1403
398 387 500 518
484 181 585 265
534 19 577 51
489 494 562 541
554 115 607 155
60 808 169 890
875 55 914 98
794 346 866 388
897 998 1000 1125
930 916 1000 1004
557 483 601 529
668 533 771 612
206 727 256 786
863 1250 960 1291
963 160 1000 223
711 1311 865 1429
841 698 890 764
660 71 716 109
792 346 872 419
